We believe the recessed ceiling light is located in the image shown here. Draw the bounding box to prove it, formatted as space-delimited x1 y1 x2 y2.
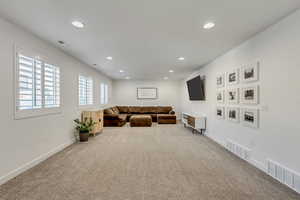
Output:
178 57 185 61
203 22 215 29
106 56 113 60
119 70 124 73
71 21 85 28
125 76 131 79
164 77 169 80
169 70 174 73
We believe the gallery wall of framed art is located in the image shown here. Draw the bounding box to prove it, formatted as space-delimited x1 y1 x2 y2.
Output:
215 61 260 128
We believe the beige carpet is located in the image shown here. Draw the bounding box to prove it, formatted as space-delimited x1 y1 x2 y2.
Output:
1 123 299 200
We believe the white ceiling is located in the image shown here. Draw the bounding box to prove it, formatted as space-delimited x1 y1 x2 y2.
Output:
0 0 299 80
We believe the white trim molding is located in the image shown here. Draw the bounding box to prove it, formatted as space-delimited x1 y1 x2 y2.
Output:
0 139 75 186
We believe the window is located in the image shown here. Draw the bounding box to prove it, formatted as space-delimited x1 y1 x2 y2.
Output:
100 83 108 104
79 75 93 106
16 53 60 118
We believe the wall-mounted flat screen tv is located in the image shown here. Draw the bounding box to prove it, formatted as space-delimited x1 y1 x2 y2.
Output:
186 75 205 101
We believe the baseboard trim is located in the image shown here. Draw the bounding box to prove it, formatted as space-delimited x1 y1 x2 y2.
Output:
204 133 300 194
206 133 267 172
0 139 75 186
205 132 226 147
249 159 267 173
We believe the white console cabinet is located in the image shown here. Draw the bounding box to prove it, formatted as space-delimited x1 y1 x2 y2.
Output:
182 112 206 134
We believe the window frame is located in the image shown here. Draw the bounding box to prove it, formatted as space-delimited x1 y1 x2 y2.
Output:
78 75 94 107
14 46 61 119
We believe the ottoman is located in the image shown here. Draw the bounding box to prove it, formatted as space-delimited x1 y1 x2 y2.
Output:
130 115 152 127
157 114 177 124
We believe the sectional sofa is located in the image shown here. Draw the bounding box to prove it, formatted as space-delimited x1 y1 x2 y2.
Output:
104 106 176 127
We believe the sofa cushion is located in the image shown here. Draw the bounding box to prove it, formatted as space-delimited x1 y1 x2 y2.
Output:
141 106 157 114
157 106 172 114
117 106 129 113
104 108 114 115
104 114 119 119
111 107 120 114
129 106 143 114
118 114 127 121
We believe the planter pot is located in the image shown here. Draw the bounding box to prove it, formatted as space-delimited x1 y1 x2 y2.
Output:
79 131 89 142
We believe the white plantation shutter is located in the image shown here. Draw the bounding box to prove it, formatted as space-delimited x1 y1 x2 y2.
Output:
17 54 42 110
86 78 93 105
79 75 93 105
16 52 61 117
79 76 86 105
44 63 60 108
100 83 105 104
100 83 108 104
104 84 108 104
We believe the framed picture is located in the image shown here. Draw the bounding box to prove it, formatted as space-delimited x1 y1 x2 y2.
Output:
227 69 239 85
226 107 240 123
241 62 259 83
227 88 239 104
241 108 259 128
240 86 259 104
216 74 225 88
216 107 225 119
137 87 158 99
216 90 224 103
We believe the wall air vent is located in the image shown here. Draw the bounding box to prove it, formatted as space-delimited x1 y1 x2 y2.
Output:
226 140 251 161
267 159 300 193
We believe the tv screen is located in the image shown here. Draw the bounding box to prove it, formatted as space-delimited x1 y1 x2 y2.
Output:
187 75 205 100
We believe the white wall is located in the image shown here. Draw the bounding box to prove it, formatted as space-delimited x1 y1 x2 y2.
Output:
180 9 300 173
0 17 112 184
112 80 181 118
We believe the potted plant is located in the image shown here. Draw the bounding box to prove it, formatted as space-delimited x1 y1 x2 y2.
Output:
74 118 96 142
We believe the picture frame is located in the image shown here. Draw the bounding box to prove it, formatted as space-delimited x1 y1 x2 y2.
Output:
216 90 225 103
241 108 259 128
216 74 225 88
227 88 239 104
216 107 225 119
137 87 158 99
226 107 240 123
227 69 239 85
240 85 259 104
241 62 259 83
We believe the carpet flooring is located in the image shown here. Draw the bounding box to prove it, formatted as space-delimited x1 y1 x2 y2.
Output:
0 123 299 200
